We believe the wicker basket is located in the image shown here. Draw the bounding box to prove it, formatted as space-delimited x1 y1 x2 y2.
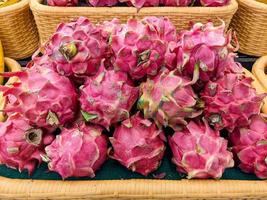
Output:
0 0 39 59
30 0 238 44
230 0 267 56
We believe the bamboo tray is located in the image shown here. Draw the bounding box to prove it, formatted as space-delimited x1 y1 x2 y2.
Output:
0 0 39 59
30 0 238 44
230 0 267 56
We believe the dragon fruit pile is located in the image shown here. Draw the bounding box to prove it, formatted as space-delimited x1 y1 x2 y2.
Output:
0 16 266 180
46 0 230 8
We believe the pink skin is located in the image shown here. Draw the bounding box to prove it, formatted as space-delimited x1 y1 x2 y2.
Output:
79 64 139 130
160 0 192 6
119 0 159 8
165 21 242 82
87 0 118 6
0 67 77 130
45 123 107 179
47 0 78 6
110 17 176 80
201 73 266 131
109 112 166 176
230 115 267 179
44 17 107 79
0 114 54 175
169 120 234 179
138 69 202 130
200 0 230 6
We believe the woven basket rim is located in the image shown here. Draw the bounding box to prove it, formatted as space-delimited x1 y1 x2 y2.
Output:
239 0 267 11
30 0 238 15
1 176 267 199
0 0 28 14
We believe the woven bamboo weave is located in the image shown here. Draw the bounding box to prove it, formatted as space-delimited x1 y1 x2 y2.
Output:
0 0 39 59
1 177 267 199
230 0 267 56
30 0 238 44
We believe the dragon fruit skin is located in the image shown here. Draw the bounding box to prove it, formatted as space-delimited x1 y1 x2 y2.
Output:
160 0 192 6
201 73 265 131
200 0 230 6
47 0 78 6
230 116 267 179
0 67 78 130
165 21 242 82
44 123 107 179
0 114 54 174
119 0 159 8
44 17 107 78
169 120 234 179
88 0 118 6
138 69 203 130
79 64 139 130
109 112 165 176
110 17 177 80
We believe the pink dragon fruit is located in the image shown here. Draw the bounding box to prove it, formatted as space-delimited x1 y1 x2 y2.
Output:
44 17 107 78
138 69 203 130
47 0 78 6
169 120 234 179
165 21 241 83
119 0 159 9
160 0 192 6
79 63 139 130
109 17 177 80
0 114 54 174
230 115 267 179
0 67 77 130
201 73 265 131
109 112 165 176
43 123 107 179
200 0 230 6
87 0 118 6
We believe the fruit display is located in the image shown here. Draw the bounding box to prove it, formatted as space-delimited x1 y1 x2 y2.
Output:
0 16 266 180
46 0 230 7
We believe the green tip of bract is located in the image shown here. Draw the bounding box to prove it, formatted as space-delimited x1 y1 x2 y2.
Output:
59 42 78 61
81 110 98 122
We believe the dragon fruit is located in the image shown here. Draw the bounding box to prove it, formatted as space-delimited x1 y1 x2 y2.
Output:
201 73 265 131
44 17 107 78
87 0 118 6
230 115 267 179
160 0 192 6
165 21 241 83
109 17 176 80
0 67 77 130
47 0 78 6
43 123 107 179
109 112 165 176
0 114 54 174
138 69 203 130
119 0 159 8
79 64 139 130
169 120 234 179
200 0 230 6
